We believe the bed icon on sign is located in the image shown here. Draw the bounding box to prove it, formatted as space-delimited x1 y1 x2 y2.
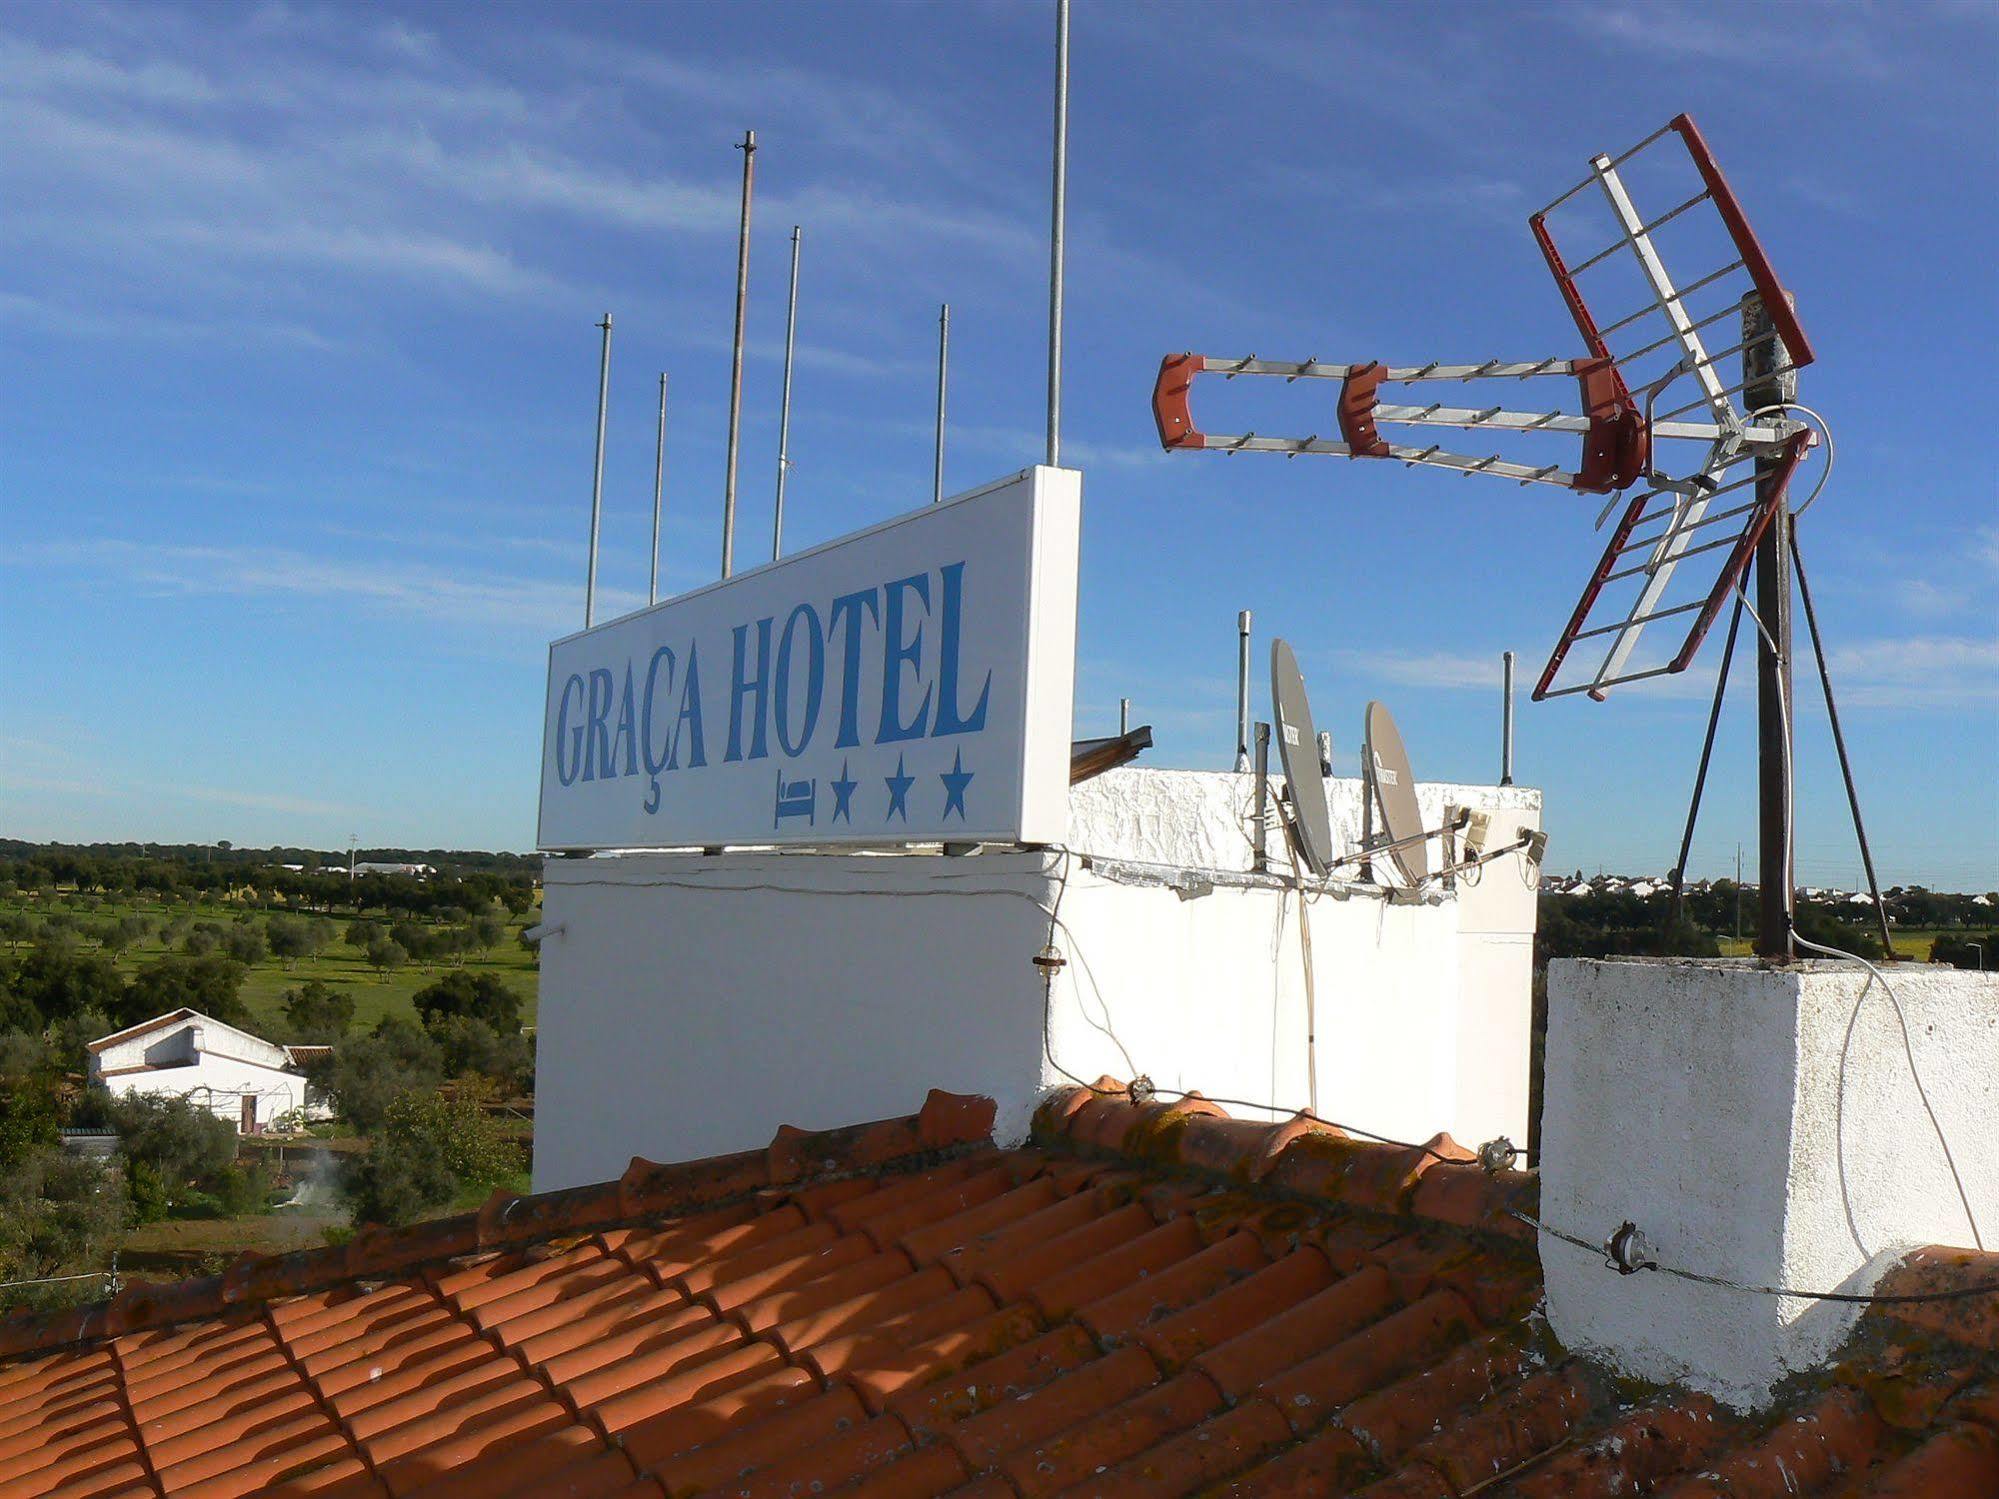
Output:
773 772 816 828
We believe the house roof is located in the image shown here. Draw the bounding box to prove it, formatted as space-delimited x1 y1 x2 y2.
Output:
0 1084 1993 1499
85 1008 278 1056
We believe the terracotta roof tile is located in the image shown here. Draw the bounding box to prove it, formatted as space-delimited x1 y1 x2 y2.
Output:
0 1082 1992 1497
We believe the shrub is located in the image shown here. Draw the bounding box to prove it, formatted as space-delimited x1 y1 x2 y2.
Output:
0 1148 127 1310
120 954 249 1027
339 1090 520 1227
413 971 523 1033
282 980 355 1043
310 1016 442 1133
430 1015 533 1093
108 1094 238 1222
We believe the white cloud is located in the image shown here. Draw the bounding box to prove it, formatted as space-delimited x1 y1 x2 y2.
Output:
1826 635 1999 708
155 220 556 297
13 538 634 633
0 290 339 349
1891 578 1971 619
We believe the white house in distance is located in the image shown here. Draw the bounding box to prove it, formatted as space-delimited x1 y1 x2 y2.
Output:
87 1009 329 1133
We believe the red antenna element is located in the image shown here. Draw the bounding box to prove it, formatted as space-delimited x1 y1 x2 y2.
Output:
1536 430 1813 701
1148 112 1817 703
1669 115 1815 369
1336 362 1390 458
1151 353 1206 450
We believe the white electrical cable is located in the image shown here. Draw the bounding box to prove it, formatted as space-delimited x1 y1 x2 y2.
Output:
1745 401 1835 516
1743 433 1985 1253
1792 933 1985 1252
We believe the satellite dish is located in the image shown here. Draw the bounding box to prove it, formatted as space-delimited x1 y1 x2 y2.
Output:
1364 700 1428 884
1270 639 1334 875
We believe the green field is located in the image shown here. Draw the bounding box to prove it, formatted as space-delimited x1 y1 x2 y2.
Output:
3 892 540 1036
1717 928 1947 961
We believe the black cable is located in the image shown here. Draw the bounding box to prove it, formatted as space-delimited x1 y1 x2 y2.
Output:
1788 532 1898 961
1664 592 1742 938
1517 1210 1999 1303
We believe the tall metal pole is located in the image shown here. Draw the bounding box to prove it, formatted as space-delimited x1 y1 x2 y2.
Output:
1745 291 1798 960
1045 0 1068 467
650 372 666 606
586 312 612 628
933 303 950 503
1234 609 1252 772
1500 650 1516 786
722 129 756 578
773 225 800 560
1118 697 1130 735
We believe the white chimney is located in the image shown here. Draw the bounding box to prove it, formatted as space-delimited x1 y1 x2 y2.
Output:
1538 957 1998 1409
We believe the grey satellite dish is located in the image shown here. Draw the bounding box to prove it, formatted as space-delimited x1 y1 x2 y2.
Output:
1364 700 1428 884
1271 639 1334 875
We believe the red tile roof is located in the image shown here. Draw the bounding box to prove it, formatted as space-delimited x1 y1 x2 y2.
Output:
0 1082 1993 1498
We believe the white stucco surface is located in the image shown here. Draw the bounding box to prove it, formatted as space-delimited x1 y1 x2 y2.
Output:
1540 957 1999 1409
534 768 1542 1192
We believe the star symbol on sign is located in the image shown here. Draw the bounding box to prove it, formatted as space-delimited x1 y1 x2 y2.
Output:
884 754 914 822
829 760 857 824
940 750 974 821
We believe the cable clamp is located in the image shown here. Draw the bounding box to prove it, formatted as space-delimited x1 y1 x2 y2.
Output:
1127 1075 1156 1106
1476 1136 1518 1174
1605 1220 1656 1275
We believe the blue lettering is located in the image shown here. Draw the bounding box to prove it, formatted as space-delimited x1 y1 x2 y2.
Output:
670 644 706 769
609 663 639 777
583 668 615 781
554 674 586 786
931 561 991 737
877 572 932 744
828 588 880 749
774 604 826 758
726 618 773 762
641 646 677 776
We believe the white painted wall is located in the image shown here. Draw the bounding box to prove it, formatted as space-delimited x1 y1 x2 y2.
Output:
1540 957 1999 1409
533 850 1060 1190
534 768 1542 1191
91 1012 319 1131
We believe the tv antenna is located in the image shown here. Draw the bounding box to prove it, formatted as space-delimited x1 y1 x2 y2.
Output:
1153 113 1888 960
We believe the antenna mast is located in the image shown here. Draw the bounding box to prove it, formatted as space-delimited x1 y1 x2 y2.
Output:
722 129 756 578
586 312 611 628
773 224 800 560
1045 0 1068 467
934 303 949 503
651 372 666 606
1745 292 1798 959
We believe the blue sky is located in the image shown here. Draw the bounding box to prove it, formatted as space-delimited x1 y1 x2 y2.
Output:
1 0 1993 888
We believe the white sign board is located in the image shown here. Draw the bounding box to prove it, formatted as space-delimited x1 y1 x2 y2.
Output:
538 467 1080 851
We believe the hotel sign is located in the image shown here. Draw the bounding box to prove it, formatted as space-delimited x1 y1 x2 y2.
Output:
537 466 1080 851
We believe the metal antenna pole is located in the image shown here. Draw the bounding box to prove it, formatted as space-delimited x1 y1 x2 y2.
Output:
586 312 612 628
1666 595 1744 937
722 129 756 578
1500 650 1516 786
933 303 949 503
650 372 666 606
773 225 799 560
1045 0 1068 467
1745 291 1798 959
1234 609 1252 772
1119 697 1130 735
1790 533 1898 959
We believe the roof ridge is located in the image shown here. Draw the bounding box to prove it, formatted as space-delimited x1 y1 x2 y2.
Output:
0 1087 998 1363
1032 1076 1542 1242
